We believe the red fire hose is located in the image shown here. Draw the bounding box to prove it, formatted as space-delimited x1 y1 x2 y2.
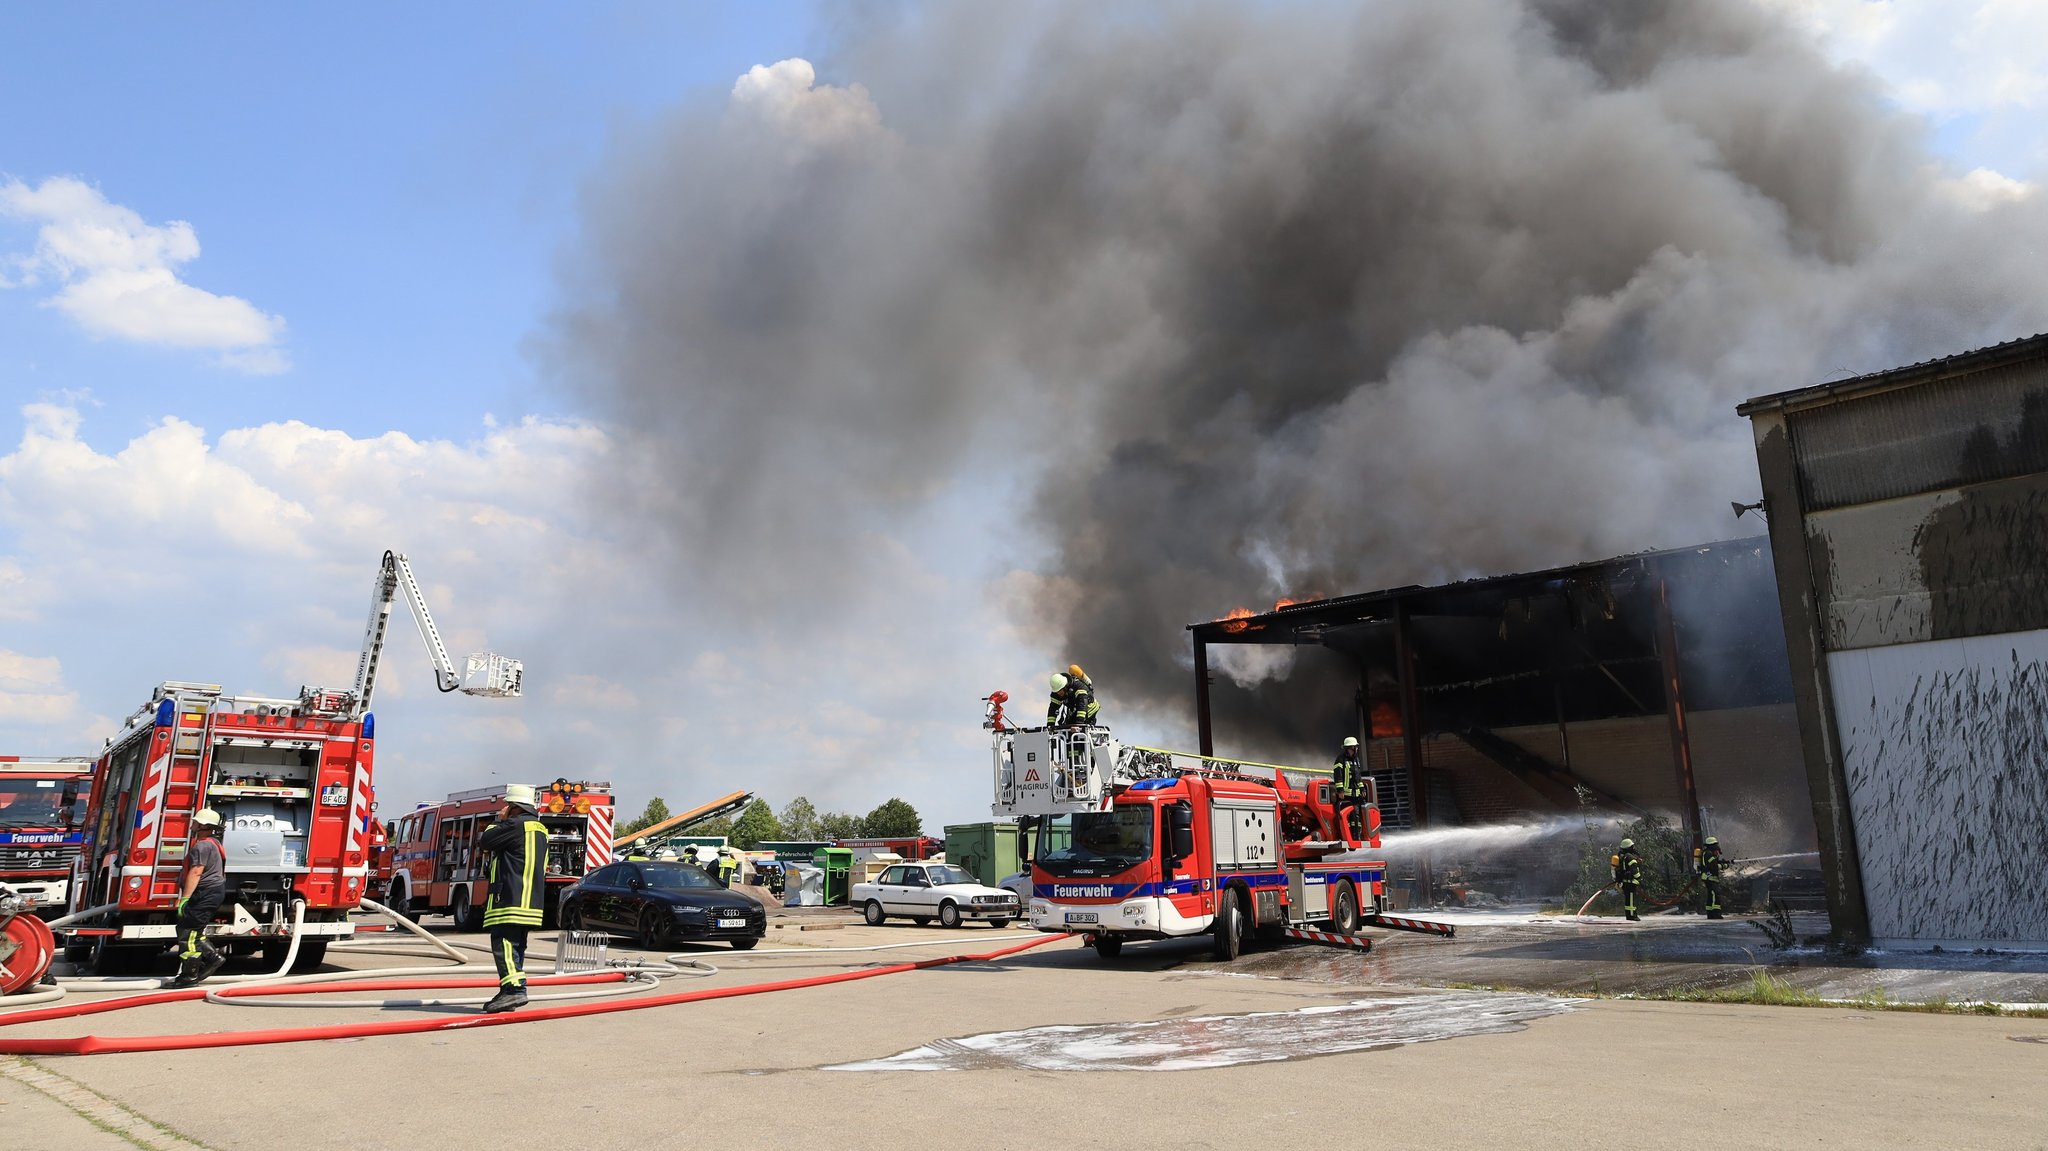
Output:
0 932 1070 1056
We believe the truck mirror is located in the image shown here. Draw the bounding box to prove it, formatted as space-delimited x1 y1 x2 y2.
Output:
1168 803 1194 861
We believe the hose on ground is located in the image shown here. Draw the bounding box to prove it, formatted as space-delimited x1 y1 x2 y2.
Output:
0 931 1069 1056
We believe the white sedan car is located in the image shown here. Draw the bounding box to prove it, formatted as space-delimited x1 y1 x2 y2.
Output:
852 862 1022 928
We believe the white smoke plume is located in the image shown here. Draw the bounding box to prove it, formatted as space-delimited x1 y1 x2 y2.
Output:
547 1 2048 744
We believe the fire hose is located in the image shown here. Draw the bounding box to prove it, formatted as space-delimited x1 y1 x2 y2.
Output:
0 929 1069 1056
1575 877 1703 917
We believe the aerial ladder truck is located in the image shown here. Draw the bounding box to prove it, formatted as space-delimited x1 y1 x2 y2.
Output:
988 692 1449 961
9 552 520 987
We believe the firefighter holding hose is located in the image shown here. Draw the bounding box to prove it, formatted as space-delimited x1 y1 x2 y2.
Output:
478 784 547 1014
1612 837 1643 922
1695 836 1726 920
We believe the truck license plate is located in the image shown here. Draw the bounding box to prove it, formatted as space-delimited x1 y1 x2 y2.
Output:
716 918 747 928
1065 912 1098 924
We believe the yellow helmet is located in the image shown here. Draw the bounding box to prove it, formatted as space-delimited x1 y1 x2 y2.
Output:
1704 836 1719 846
1619 838 1634 849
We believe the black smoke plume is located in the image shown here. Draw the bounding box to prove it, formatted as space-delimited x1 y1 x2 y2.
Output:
549 1 2048 753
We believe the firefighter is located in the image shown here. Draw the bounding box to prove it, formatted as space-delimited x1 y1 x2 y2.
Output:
1611 837 1644 922
716 849 739 887
1331 736 1367 839
165 808 227 988
1696 835 1727 920
1047 670 1101 728
477 784 547 1014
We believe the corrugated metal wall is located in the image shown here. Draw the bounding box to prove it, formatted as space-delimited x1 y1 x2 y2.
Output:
1789 359 2048 510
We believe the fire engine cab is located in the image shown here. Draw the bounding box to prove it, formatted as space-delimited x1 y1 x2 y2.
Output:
0 757 93 914
994 720 1388 960
385 778 614 929
62 681 377 973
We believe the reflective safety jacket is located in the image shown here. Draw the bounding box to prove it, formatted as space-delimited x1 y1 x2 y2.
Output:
480 815 547 928
1332 751 1366 798
1048 684 1101 726
1697 845 1725 880
1612 849 1643 887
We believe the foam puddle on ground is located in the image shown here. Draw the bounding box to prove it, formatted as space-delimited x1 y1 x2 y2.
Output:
823 991 1575 1072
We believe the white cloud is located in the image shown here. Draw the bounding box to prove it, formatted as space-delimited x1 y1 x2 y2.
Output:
1756 0 2048 181
0 176 289 373
730 58 885 146
0 403 1054 827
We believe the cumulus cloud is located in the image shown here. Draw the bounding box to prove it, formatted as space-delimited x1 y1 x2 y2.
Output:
0 176 289 373
729 58 886 147
0 403 1031 823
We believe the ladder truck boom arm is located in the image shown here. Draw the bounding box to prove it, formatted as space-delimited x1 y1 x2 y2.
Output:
350 551 521 715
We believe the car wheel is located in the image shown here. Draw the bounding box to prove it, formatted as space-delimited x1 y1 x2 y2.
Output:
384 886 410 920
562 902 584 932
938 902 961 929
1331 882 1362 935
1211 889 1243 962
638 908 666 950
864 900 886 926
987 918 1012 929
730 936 759 950
1092 935 1123 959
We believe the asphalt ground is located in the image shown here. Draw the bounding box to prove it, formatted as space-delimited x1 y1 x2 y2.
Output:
3 912 2046 1150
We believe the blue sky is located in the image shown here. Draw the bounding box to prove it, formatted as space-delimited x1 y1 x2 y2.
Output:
1 1 2045 830
1 4 818 447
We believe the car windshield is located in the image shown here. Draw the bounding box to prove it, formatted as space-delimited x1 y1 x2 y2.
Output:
1035 807 1154 878
639 864 722 890
925 865 975 886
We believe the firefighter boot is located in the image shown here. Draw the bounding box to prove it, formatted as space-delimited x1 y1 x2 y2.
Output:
482 985 528 1014
193 940 227 983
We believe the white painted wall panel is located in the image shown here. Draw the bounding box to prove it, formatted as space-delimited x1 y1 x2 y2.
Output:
1829 630 2048 943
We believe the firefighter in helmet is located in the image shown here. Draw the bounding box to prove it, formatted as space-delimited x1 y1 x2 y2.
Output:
1331 735 1367 839
716 848 740 888
477 784 547 1014
166 808 228 988
1695 835 1727 920
1047 665 1100 728
1611 837 1644 922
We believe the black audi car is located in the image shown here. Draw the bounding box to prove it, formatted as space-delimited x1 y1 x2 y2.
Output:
559 860 767 949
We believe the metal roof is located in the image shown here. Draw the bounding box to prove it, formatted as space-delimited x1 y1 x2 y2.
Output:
1189 535 1771 643
1736 332 2048 418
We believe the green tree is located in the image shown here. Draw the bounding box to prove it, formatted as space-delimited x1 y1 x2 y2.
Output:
692 815 734 840
816 810 863 840
731 799 782 849
862 797 921 839
778 796 821 840
618 796 670 837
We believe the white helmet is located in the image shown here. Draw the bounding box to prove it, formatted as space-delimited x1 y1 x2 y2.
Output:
193 808 222 828
503 783 537 810
1049 672 1068 692
1342 736 1359 748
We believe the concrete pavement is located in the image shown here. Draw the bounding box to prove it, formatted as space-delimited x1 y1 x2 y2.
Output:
2 920 2044 1150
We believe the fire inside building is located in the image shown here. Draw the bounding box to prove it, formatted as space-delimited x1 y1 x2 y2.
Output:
1188 537 1821 907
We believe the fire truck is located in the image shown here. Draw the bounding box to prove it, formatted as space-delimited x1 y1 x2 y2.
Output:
0 757 93 914
51 550 521 976
385 778 614 929
61 682 378 972
993 719 1390 960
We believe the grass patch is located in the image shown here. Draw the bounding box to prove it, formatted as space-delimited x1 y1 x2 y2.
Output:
1610 971 2048 1017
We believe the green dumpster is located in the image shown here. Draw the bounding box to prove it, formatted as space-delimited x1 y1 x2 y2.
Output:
943 822 1021 889
813 847 855 906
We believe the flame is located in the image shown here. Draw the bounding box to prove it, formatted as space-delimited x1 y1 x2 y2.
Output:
1273 592 1324 610
1369 701 1403 737
1219 607 1256 634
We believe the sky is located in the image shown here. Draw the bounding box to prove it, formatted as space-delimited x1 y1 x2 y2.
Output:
2 0 2045 831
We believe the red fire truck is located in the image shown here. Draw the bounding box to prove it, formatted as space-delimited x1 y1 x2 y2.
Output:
385 778 614 929
0 757 94 914
994 725 1389 960
61 682 378 973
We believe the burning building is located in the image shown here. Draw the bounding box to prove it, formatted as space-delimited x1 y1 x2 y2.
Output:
1741 333 2048 948
1188 537 1819 900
